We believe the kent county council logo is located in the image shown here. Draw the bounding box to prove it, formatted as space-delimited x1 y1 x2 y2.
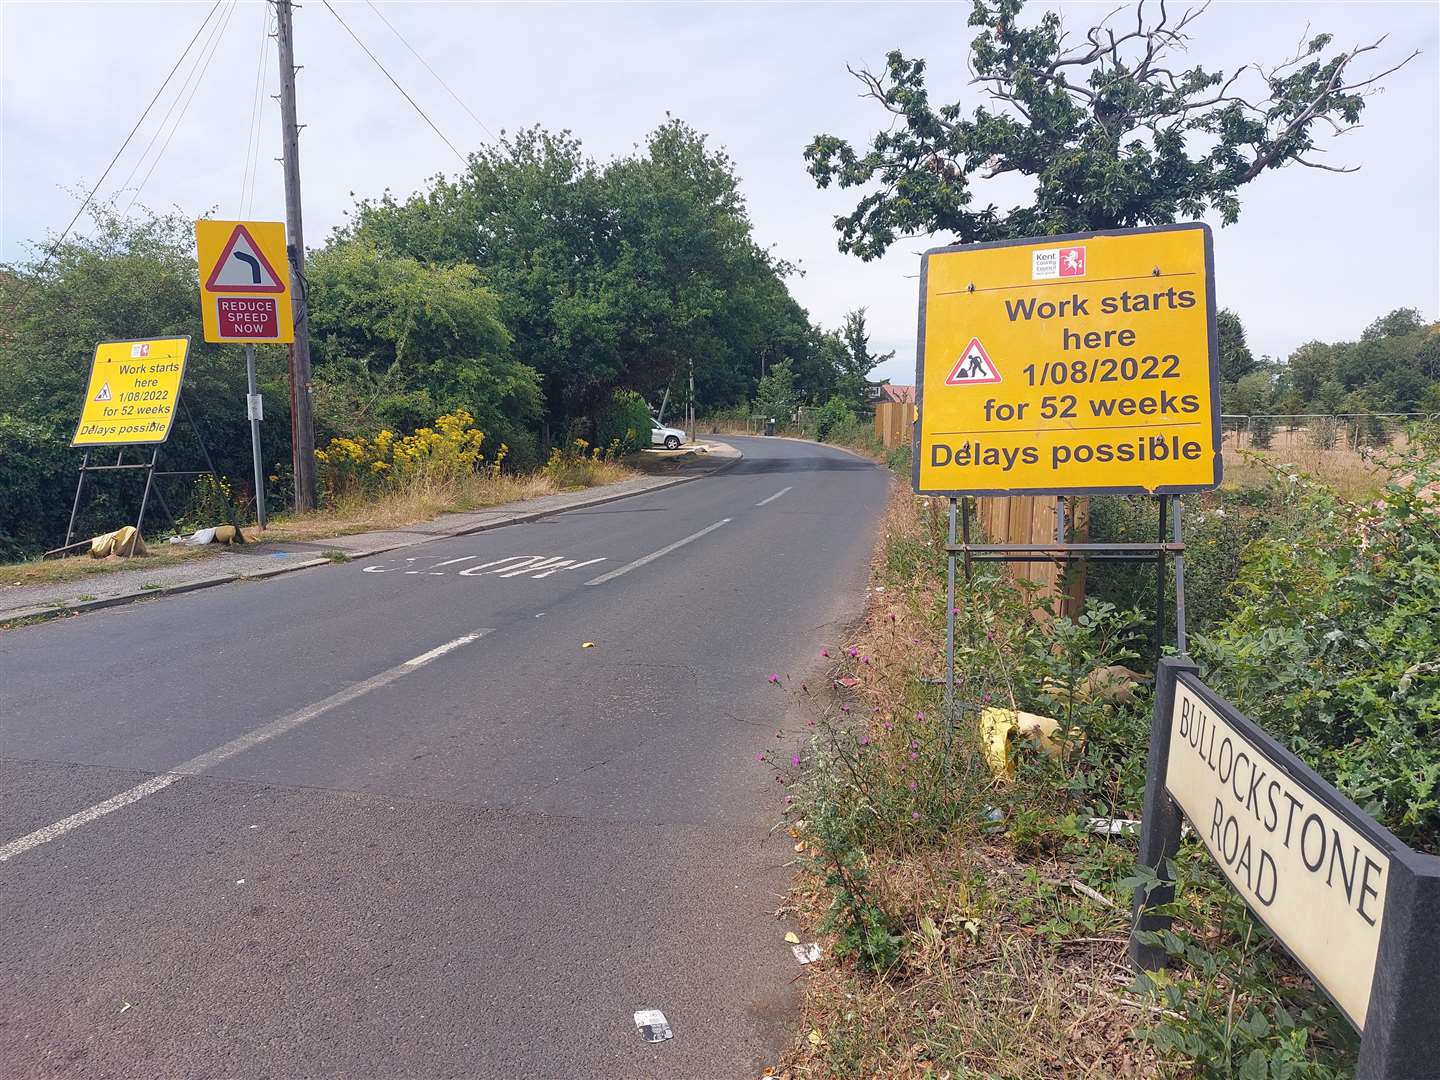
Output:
1032 246 1086 280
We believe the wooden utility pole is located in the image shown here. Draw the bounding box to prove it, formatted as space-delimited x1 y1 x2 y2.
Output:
274 0 318 511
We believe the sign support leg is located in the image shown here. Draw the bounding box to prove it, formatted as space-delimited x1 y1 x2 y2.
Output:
64 452 91 549
1154 495 1169 659
944 497 957 756
133 449 159 549
1130 656 1197 971
245 345 267 529
1172 498 1188 656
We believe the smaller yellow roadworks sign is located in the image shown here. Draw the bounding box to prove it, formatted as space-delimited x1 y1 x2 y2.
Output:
195 219 293 344
913 223 1220 496
71 337 191 447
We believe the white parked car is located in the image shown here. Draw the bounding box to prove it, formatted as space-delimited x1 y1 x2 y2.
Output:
650 419 685 450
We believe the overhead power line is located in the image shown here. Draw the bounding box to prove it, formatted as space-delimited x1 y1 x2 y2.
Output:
238 2 274 216
321 0 467 166
115 0 232 208
126 0 242 217
15 0 224 281
363 0 495 141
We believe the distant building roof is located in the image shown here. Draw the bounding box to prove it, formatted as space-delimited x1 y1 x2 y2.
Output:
879 384 915 404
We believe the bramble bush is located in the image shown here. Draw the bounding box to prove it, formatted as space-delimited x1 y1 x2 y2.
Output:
1195 438 1440 849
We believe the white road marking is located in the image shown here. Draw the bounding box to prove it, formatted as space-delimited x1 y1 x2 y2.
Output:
532 557 604 578
755 486 792 507
0 629 494 865
403 631 486 667
584 519 731 585
362 553 606 579
0 775 182 864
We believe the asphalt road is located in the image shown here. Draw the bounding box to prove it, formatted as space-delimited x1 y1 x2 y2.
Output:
0 436 891 1080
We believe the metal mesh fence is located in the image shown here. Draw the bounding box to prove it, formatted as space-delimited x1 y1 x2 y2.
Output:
1219 414 1432 452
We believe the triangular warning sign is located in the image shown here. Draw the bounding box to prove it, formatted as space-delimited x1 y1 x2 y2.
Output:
944 337 1001 385
204 224 285 292
94 382 112 402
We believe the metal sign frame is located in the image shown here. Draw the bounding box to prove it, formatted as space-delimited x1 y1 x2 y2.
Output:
912 223 1222 498
1132 659 1440 1079
938 492 1189 736
57 393 228 555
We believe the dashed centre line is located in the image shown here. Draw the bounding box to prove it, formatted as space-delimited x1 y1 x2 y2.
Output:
0 629 494 865
755 486 792 507
585 519 731 585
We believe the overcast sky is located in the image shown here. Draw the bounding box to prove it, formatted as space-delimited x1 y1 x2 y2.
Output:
3 1 1437 386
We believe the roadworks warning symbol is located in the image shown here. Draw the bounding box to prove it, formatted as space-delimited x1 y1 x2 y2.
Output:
94 382 112 402
204 223 285 292
945 337 1001 385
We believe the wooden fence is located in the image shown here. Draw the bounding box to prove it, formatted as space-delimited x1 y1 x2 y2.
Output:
970 495 1089 619
874 402 911 449
872 399 1086 615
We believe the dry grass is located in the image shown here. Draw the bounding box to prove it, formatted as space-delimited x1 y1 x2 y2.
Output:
2 461 635 578
1221 445 1391 501
770 487 1161 1079
0 544 219 588
257 468 576 543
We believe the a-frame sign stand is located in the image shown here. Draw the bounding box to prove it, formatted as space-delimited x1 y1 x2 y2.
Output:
54 394 229 556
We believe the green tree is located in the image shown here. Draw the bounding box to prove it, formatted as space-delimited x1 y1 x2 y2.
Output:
1229 370 1273 417
754 357 799 421
304 241 540 460
805 0 1415 259
836 308 894 409
1216 309 1257 384
1363 308 1425 341
344 121 817 436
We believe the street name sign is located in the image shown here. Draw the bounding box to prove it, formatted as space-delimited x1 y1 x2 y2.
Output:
195 219 293 344
913 224 1220 496
1134 661 1440 1079
71 337 191 446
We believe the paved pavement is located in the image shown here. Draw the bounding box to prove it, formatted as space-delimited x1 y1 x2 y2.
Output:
0 435 891 1080
0 444 736 626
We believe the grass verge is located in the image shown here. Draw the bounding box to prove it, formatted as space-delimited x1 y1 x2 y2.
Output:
0 544 218 588
763 479 1357 1079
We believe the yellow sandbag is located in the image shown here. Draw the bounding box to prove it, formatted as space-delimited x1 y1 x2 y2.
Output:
978 707 1084 780
90 526 147 558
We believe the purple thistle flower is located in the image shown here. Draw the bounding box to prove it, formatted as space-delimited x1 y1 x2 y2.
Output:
911 811 921 821
768 673 780 684
756 752 766 762
910 751 919 761
908 780 917 791
915 711 925 721
821 648 830 658
791 755 801 767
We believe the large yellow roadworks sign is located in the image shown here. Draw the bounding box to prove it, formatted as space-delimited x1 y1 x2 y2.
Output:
913 223 1220 496
71 337 191 447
